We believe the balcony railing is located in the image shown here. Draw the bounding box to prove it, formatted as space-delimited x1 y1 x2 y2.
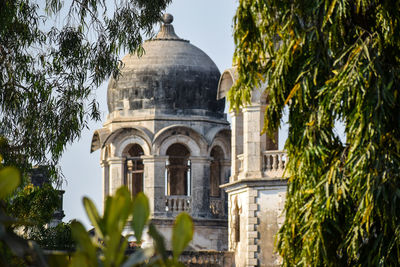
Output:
262 150 287 178
165 196 191 213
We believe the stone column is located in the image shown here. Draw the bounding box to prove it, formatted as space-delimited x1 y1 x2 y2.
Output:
242 105 264 179
221 159 231 185
190 156 211 218
100 160 110 208
126 160 133 194
108 157 125 195
230 111 243 181
142 155 167 217
220 159 231 217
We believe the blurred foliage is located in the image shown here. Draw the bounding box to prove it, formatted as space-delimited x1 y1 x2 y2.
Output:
6 183 59 227
0 156 194 266
0 0 171 181
1 156 67 254
29 222 75 251
1 1 174 260
231 0 400 265
0 156 48 266
63 187 194 267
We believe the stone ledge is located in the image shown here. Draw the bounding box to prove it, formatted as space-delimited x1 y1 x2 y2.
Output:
105 113 230 126
221 178 287 193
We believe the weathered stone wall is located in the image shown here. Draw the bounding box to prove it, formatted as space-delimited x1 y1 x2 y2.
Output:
256 186 286 266
227 187 249 266
150 218 228 251
224 181 286 267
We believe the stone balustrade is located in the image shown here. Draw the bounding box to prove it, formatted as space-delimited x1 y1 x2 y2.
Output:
165 195 191 212
125 249 234 266
178 251 234 267
262 150 287 178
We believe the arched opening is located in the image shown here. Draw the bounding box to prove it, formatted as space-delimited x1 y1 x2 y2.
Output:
210 146 224 197
166 143 190 196
123 144 144 197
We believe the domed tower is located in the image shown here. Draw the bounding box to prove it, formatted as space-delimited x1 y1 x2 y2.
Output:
91 14 230 251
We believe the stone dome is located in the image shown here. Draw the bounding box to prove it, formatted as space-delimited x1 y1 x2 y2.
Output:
107 14 225 118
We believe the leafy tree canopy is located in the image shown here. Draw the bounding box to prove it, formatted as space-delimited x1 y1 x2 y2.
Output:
0 0 170 178
6 182 59 226
231 0 400 265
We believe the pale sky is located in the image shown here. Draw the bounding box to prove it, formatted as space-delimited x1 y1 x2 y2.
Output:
60 0 289 228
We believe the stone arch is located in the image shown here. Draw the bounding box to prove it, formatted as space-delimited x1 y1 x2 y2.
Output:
209 139 229 159
115 135 151 157
205 126 229 145
208 128 231 160
90 128 111 153
101 145 111 161
123 144 145 197
217 68 237 100
101 127 151 157
158 135 201 157
91 131 100 153
103 126 152 153
122 143 145 157
153 125 206 156
209 145 225 198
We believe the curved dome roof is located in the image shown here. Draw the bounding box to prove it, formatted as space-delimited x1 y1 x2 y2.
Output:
107 14 224 118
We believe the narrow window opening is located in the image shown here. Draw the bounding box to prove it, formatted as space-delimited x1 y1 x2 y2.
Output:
123 144 144 197
166 143 190 196
210 146 224 197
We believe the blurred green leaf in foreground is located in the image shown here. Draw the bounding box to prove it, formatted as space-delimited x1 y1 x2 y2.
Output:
0 159 194 266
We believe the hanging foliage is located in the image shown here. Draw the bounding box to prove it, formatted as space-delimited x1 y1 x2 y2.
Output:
0 0 170 178
231 0 400 265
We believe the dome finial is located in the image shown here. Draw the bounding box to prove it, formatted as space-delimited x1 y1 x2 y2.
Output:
162 13 173 25
155 13 185 41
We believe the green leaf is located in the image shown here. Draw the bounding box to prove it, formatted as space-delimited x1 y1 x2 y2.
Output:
0 167 20 199
131 192 150 243
83 197 104 239
284 83 300 105
120 248 154 267
70 254 92 267
148 223 167 261
70 221 97 265
103 230 126 267
164 259 186 267
172 212 193 261
105 186 132 234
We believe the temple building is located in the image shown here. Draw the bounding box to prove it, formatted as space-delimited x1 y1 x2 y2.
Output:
90 13 288 266
90 14 231 251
